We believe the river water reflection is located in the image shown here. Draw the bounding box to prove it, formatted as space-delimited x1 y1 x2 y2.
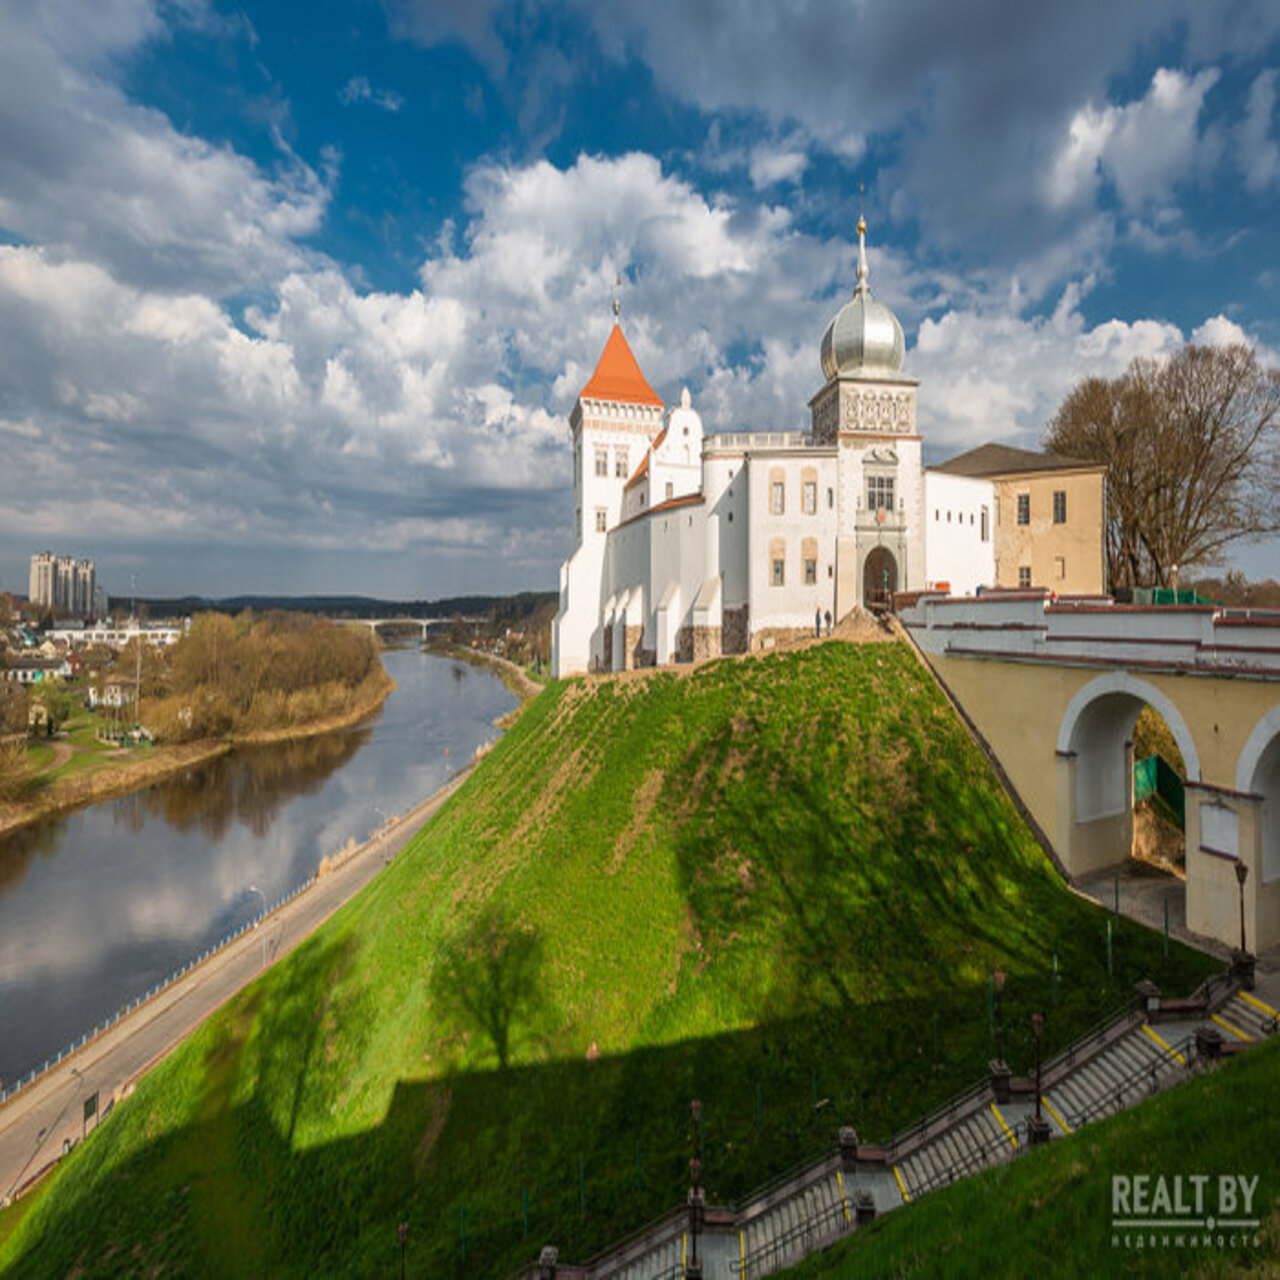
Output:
0 648 516 1086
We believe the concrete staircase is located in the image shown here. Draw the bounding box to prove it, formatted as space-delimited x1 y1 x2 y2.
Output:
524 976 1276 1280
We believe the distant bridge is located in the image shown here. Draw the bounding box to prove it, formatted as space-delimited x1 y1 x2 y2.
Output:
900 591 1280 953
343 616 485 639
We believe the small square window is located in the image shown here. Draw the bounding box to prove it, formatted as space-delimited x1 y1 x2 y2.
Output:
595 508 607 533
1018 566 1031 588
1053 490 1067 523
771 481 785 515
804 558 817 585
1017 493 1030 525
771 557 785 586
866 475 894 512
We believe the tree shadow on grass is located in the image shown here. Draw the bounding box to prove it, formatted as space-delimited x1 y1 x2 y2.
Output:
0 942 1220 1280
430 904 548 1072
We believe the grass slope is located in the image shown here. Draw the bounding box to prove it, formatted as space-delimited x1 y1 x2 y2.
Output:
0 641 1217 1277
785 1034 1280 1278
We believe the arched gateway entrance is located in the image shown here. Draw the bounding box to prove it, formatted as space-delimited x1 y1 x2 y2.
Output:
1054 672 1200 876
863 547 897 611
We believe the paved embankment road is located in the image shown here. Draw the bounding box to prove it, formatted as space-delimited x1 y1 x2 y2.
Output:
0 767 472 1204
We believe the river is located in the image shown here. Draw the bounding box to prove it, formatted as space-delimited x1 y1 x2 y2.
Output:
0 648 517 1087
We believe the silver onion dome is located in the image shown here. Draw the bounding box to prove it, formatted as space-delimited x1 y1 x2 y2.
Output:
820 216 905 380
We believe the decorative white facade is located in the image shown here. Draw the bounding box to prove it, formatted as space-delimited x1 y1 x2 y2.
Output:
552 221 1006 677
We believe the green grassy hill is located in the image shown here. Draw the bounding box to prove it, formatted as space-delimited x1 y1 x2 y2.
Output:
784 1034 1280 1278
0 641 1217 1276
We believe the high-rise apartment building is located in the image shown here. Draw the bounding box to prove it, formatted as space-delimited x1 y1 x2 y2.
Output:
28 551 96 617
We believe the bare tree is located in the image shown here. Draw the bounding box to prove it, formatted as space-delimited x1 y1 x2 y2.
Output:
1046 344 1279 588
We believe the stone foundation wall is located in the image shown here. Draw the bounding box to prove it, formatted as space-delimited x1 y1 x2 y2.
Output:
623 625 643 671
676 625 694 664
692 626 721 663
722 607 749 655
750 626 813 652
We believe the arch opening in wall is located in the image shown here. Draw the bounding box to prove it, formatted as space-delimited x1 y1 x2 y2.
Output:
1238 708 1280 883
1058 673 1199 875
1130 707 1187 872
863 547 897 611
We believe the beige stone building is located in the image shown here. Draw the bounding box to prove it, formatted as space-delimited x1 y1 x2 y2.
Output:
930 444 1106 594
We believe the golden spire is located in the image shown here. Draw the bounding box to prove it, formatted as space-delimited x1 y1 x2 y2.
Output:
855 184 869 294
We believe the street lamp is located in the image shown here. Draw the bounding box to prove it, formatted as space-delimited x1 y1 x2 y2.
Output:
1235 859 1248 955
993 970 1006 1066
1028 1013 1050 1145
1230 859 1256 990
688 1099 704 1279
248 883 267 968
989 968 1012 1103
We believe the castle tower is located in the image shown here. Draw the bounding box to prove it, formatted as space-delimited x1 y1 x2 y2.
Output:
553 312 665 676
809 216 923 617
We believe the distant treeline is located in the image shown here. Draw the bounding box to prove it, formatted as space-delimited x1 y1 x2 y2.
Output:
123 590 558 622
146 610 388 741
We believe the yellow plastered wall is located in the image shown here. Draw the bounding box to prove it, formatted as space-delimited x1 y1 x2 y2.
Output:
992 469 1105 594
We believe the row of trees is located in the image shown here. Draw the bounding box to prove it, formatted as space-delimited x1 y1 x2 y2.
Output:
1045 343 1278 590
149 611 384 741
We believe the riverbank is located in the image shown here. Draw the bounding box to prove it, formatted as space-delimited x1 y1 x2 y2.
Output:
422 639 545 719
0 666 396 840
0 757 473 1208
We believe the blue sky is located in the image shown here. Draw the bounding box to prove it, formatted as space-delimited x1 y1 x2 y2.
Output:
1 0 1277 600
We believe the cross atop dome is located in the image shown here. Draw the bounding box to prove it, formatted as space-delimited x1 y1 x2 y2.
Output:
818 212 905 381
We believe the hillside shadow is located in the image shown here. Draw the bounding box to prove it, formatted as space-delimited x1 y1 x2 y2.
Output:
2 950 1215 1280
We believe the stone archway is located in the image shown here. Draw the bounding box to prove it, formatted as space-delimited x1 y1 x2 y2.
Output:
863 546 897 611
1054 672 1201 875
1237 707 1280 885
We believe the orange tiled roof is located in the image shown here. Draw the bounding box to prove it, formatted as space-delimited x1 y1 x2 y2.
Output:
623 427 667 489
580 325 663 407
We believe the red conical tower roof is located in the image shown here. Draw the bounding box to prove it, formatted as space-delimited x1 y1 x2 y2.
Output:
580 324 663 407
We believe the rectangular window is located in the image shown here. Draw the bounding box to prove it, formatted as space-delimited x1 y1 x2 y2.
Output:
771 557 785 586
827 487 834 509
615 448 629 478
866 475 894 512
595 508 607 533
1018 566 1031 588
1017 493 1030 525
1055 555 1066 580
594 448 608 478
980 506 989 542
803 480 817 514
804 558 817 585
665 480 674 500
771 481 785 515
1053 490 1067 523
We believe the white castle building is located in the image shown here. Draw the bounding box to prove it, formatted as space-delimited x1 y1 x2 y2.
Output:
552 220 1100 677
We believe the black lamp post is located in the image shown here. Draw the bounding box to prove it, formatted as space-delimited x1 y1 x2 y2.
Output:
994 970 1006 1065
688 1100 705 1279
1232 859 1256 990
1028 1012 1050 1145
989 969 1012 1102
1236 860 1248 954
